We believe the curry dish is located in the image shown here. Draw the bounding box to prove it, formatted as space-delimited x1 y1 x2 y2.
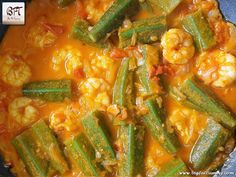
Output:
0 0 236 176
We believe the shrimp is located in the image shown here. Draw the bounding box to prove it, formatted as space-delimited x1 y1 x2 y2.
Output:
27 19 64 48
168 107 207 145
52 45 82 75
49 105 80 133
86 51 117 84
8 97 38 126
196 50 236 87
79 77 111 109
80 77 110 96
161 28 195 64
0 56 31 87
27 24 56 48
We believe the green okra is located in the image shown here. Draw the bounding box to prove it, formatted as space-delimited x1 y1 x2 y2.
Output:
113 58 135 109
144 97 180 153
169 86 203 112
12 129 50 177
12 120 69 177
89 0 139 42
31 120 69 174
118 124 145 177
22 80 72 102
119 16 166 48
58 0 75 7
139 0 153 12
182 10 216 51
155 158 190 177
148 0 183 14
65 133 101 177
180 78 236 129
81 111 116 161
71 18 107 48
137 45 163 95
190 119 230 170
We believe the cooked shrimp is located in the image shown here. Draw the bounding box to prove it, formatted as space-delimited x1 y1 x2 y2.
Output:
86 52 117 84
52 45 82 75
1 56 31 87
8 97 38 126
80 77 110 96
196 50 236 87
27 16 64 48
49 105 80 133
27 23 57 48
79 77 111 109
168 107 207 144
161 28 195 64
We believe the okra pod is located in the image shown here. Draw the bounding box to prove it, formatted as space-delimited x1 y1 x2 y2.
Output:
180 78 236 129
182 10 216 51
81 111 116 161
113 58 135 108
58 0 75 7
31 120 69 174
22 80 72 102
155 158 190 177
118 124 145 177
12 129 50 177
71 18 106 48
144 97 179 153
169 86 203 112
190 120 230 170
139 0 153 13
12 120 69 176
148 0 183 14
119 17 166 48
137 45 163 95
65 133 100 177
89 0 139 42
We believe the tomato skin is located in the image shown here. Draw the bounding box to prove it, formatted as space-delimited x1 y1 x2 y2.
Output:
73 68 85 79
42 23 64 35
76 1 88 19
110 48 128 59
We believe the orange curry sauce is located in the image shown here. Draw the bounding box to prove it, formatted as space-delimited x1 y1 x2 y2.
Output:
0 0 235 177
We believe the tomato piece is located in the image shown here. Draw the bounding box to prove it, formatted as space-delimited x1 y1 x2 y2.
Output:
42 23 64 35
150 64 175 78
73 68 85 78
110 48 128 59
76 1 88 19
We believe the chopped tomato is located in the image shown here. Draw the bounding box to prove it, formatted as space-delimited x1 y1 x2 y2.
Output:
125 46 143 59
213 21 230 44
110 48 128 59
76 1 88 19
0 124 7 135
150 64 175 78
42 23 64 35
73 68 85 78
125 46 138 51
